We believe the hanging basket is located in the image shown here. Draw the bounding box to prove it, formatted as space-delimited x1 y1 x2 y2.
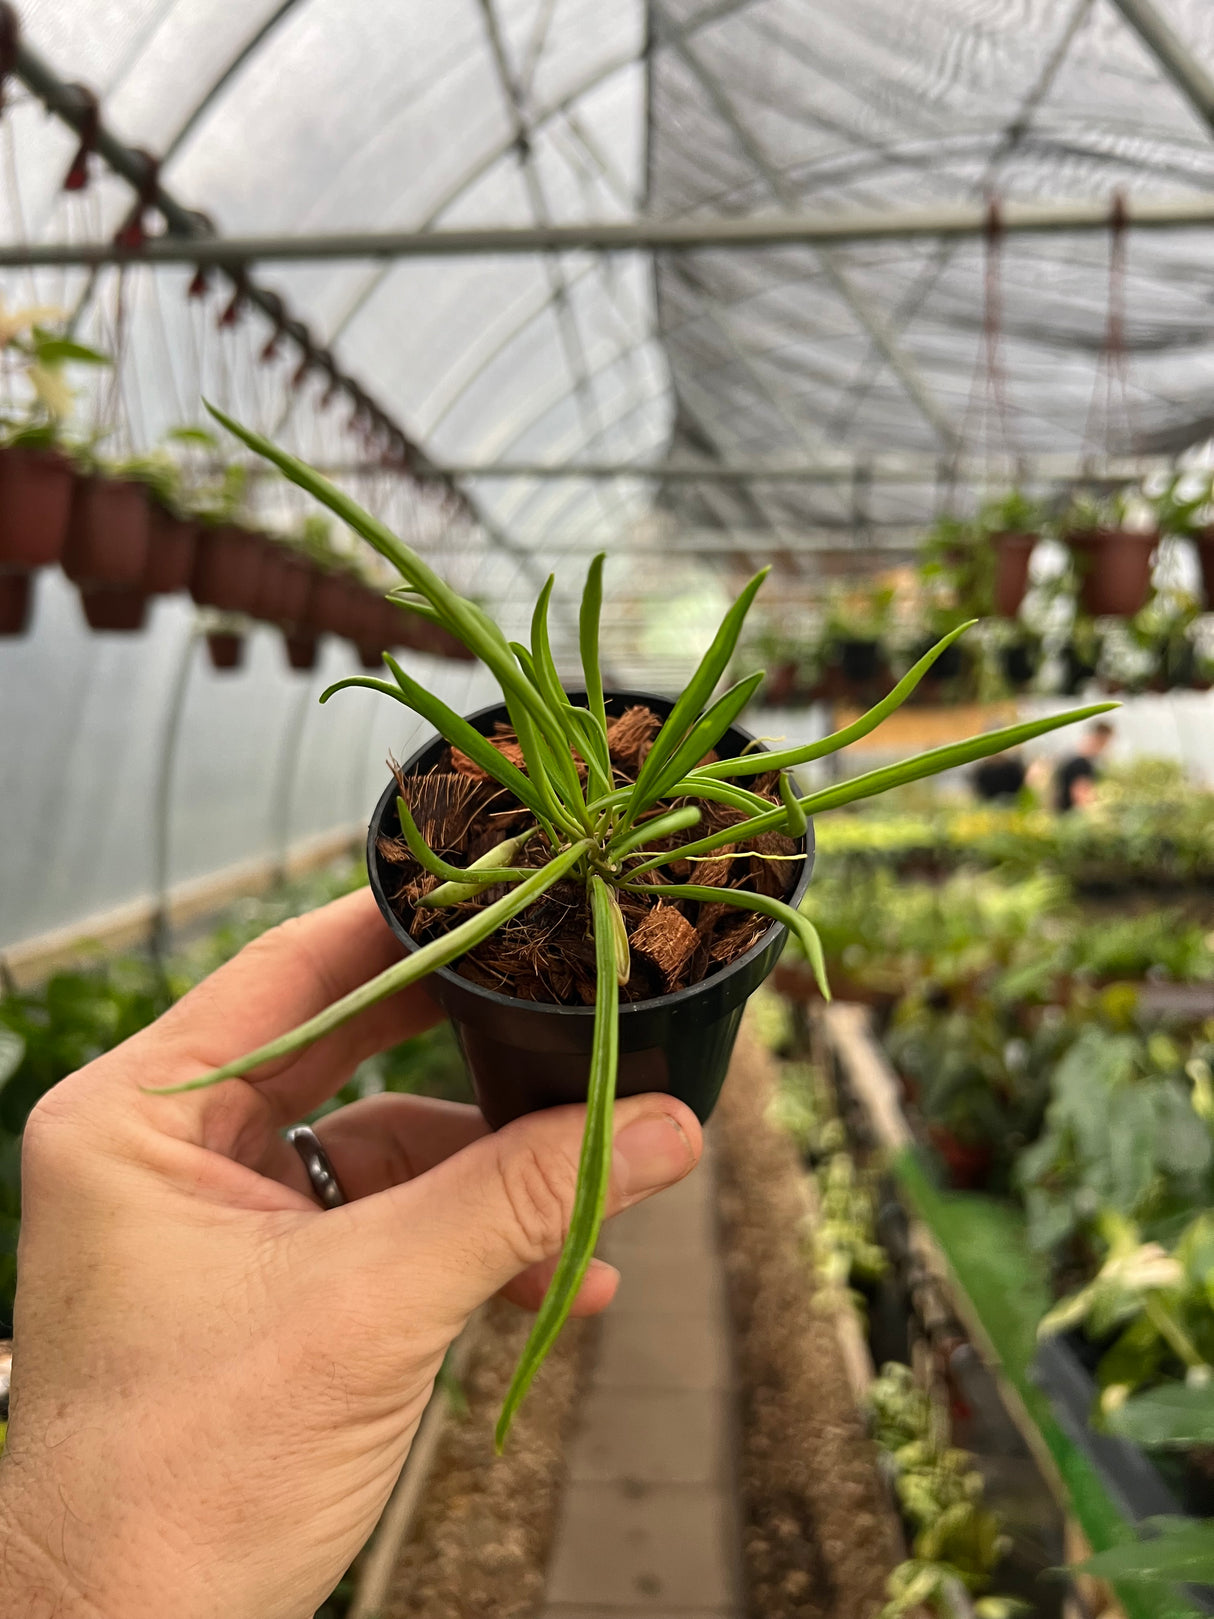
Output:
142 502 198 596
1067 529 1157 617
0 447 75 571
1194 530 1214 609
0 572 33 637
304 570 363 640
205 630 245 671
250 538 292 624
283 630 319 671
79 585 149 633
991 531 1038 617
277 552 315 628
190 525 265 613
61 476 151 587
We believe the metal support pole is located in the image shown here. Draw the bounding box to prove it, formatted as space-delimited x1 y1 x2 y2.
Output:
1107 0 1214 135
4 195 1210 267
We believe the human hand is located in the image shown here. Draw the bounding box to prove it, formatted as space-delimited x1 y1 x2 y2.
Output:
0 888 702 1619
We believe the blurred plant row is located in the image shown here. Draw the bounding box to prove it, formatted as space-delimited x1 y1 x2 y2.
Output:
0 858 470 1330
740 484 1214 706
0 301 466 667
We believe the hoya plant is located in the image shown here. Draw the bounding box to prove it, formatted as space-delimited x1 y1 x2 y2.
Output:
158 405 1112 1443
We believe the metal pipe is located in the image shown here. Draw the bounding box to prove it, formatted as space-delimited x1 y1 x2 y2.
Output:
1107 0 1214 135
5 194 1214 267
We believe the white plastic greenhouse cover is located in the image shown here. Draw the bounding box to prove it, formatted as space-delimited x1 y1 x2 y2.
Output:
5 0 1214 955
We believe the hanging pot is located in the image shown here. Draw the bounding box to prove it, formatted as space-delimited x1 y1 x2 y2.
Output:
250 539 292 624
277 552 315 628
764 661 799 706
205 631 245 671
283 631 319 672
367 691 814 1129
991 531 1037 617
304 570 363 640
837 637 882 684
0 572 33 637
1067 529 1157 617
79 585 148 633
1194 530 1214 608
142 502 197 595
0 446 75 571
190 525 265 613
61 476 150 587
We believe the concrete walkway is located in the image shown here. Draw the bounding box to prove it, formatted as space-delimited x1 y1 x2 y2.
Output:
541 1147 743 1619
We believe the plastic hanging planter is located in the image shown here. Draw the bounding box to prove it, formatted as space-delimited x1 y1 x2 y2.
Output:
142 502 198 596
61 475 151 587
991 530 1038 617
190 524 265 614
367 691 814 1129
0 446 75 571
0 572 33 636
1067 529 1157 617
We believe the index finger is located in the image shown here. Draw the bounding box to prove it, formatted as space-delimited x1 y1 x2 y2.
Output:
100 887 444 1148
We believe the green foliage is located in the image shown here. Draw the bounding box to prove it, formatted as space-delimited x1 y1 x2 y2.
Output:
186 404 1104 1440
1078 1517 1214 1594
1108 1380 1214 1448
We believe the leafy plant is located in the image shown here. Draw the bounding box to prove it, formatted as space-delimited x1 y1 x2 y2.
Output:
0 297 109 444
156 404 1110 1445
1077 1517 1214 1597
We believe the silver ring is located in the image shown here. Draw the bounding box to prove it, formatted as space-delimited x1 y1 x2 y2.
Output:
286 1124 347 1209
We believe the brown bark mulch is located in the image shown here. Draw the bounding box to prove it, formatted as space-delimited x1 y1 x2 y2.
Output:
714 1031 904 1619
382 1298 594 1619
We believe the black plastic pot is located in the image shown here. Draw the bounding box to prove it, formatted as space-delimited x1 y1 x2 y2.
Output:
837 637 882 684
367 691 814 1129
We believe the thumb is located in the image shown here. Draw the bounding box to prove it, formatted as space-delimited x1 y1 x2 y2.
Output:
350 1093 701 1328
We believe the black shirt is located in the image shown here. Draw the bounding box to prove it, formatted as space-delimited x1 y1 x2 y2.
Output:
972 756 1026 802
1054 754 1095 813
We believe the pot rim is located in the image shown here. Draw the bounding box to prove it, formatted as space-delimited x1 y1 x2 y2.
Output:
367 689 814 1022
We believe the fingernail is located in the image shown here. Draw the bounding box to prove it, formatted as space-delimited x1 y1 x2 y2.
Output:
614 1112 694 1197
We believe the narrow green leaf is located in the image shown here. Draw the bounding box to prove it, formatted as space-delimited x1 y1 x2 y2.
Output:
394 795 532 886
607 805 702 863
204 402 556 732
324 656 552 828
605 887 631 984
148 841 594 1094
530 576 568 718
629 568 769 814
634 671 765 815
628 702 1117 877
662 777 776 818
692 621 977 780
779 772 808 838
496 874 620 1447
624 882 827 995
1078 1518 1214 1586
579 552 608 736
503 686 588 835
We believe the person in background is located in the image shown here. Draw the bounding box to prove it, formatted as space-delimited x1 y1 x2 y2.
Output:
1053 719 1114 812
970 749 1026 803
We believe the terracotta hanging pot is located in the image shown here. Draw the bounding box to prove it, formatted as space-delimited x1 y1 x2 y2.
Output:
205 630 245 671
283 631 319 671
61 476 151 587
0 572 33 636
0 446 75 571
79 585 148 633
250 539 291 624
991 531 1037 617
142 502 197 595
1067 529 1156 617
191 525 265 613
277 552 315 628
305 570 363 640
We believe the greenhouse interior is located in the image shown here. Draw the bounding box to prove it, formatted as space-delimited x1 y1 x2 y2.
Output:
6 0 1214 1615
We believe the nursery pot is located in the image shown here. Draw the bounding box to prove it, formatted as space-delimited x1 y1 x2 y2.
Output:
79 585 148 633
991 531 1037 617
367 692 815 1129
142 503 197 596
283 631 319 671
190 525 265 613
61 476 151 587
0 446 74 570
0 572 32 636
205 630 245 671
837 637 882 685
1195 530 1214 608
1067 529 1156 617
999 638 1037 690
305 570 363 640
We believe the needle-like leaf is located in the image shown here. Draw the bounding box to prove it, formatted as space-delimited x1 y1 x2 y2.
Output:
691 621 977 780
626 567 769 821
394 796 533 888
633 671 765 815
147 840 594 1095
496 874 620 1449
579 552 608 737
628 702 1119 877
779 772 808 838
608 805 702 863
622 882 829 997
